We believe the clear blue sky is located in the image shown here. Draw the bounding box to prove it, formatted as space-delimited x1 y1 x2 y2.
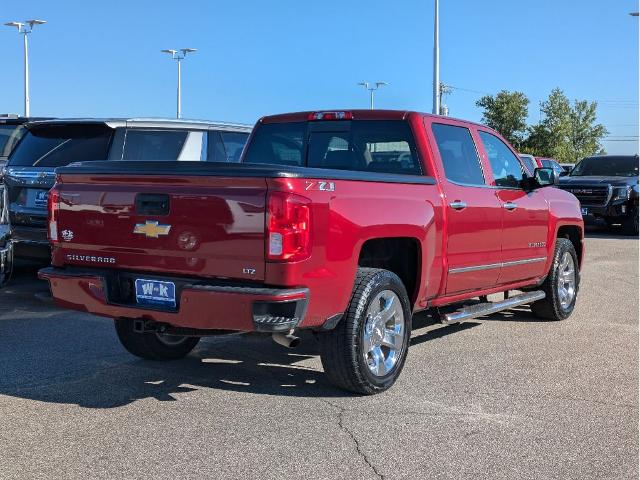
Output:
1 0 638 154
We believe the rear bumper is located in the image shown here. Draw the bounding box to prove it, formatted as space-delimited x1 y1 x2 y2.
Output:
38 267 309 333
10 225 50 260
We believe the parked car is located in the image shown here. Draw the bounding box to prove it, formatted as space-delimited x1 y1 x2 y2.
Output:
561 163 575 175
536 157 565 178
1 114 53 285
558 154 639 235
0 114 53 177
2 118 252 262
519 154 537 175
40 110 584 394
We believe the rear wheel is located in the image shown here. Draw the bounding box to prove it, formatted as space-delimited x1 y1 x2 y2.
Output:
114 318 200 360
318 268 412 395
531 238 579 321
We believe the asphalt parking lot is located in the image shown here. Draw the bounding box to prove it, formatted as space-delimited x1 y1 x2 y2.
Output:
0 225 637 480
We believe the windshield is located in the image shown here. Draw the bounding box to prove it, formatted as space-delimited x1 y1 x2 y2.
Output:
0 124 27 159
570 156 639 177
8 124 113 167
243 120 422 175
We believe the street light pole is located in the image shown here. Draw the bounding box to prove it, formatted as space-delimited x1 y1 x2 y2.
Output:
432 0 440 115
5 20 46 117
161 48 197 119
357 81 389 109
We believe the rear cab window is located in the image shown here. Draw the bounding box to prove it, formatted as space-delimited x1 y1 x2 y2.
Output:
243 120 422 175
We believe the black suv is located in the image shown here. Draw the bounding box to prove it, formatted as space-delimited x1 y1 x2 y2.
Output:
559 155 639 235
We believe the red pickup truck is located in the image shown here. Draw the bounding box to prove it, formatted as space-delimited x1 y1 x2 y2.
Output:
39 110 584 394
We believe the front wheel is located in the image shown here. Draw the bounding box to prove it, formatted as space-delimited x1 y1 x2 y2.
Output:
531 238 579 321
115 318 200 360
318 268 412 395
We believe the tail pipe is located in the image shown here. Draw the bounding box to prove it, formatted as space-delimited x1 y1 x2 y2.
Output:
272 332 300 348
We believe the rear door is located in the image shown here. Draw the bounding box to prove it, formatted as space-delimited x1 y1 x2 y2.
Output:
477 130 549 284
427 121 503 295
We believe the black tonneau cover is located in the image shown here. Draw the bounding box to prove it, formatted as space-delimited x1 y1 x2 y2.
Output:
55 161 436 185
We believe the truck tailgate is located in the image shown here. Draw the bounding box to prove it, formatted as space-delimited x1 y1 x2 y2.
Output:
52 173 267 281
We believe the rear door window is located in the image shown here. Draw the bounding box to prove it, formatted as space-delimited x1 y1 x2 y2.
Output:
478 131 525 188
431 123 485 186
8 124 113 167
122 129 188 160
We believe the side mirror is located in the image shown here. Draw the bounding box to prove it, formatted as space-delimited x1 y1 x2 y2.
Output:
559 170 569 177
534 167 558 187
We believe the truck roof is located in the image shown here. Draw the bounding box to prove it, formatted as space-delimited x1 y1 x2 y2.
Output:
259 109 488 129
25 117 252 132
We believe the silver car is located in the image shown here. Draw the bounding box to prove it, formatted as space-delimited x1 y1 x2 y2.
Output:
1 117 252 266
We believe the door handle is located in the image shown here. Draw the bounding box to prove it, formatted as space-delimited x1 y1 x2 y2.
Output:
449 201 467 210
503 202 517 210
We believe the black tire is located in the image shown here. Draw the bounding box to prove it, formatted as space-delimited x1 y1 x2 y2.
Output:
531 238 579 321
114 318 200 360
622 204 639 236
318 268 412 395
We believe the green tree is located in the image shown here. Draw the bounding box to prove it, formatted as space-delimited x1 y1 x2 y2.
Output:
569 99 608 161
522 88 607 163
476 90 529 149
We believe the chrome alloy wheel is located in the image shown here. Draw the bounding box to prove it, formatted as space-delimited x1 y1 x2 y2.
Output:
362 290 406 377
557 251 576 310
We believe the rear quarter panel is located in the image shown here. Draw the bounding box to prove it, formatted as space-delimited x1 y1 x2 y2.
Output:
265 177 443 328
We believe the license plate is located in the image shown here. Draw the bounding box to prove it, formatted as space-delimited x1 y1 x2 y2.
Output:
581 207 588 215
135 279 176 307
33 190 49 208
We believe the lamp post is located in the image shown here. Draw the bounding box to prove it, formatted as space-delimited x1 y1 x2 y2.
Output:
161 48 197 119
4 19 46 117
357 81 388 109
432 0 440 115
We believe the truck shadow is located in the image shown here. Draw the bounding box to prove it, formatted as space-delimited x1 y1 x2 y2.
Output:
0 270 550 409
0 307 480 409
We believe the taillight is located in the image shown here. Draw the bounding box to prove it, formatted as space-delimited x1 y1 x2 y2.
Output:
267 192 311 262
307 111 353 121
48 187 60 243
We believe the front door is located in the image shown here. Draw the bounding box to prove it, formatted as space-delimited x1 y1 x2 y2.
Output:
428 122 503 295
477 130 550 285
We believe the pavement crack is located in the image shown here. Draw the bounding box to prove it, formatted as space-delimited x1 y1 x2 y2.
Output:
321 399 385 480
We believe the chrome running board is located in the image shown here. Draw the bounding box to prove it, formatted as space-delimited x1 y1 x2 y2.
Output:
441 291 546 324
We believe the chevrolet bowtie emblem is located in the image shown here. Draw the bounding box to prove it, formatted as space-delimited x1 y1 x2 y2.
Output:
133 221 171 238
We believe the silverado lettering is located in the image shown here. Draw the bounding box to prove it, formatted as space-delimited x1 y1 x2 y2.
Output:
40 110 584 395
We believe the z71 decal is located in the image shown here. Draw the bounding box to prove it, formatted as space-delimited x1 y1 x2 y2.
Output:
305 180 335 192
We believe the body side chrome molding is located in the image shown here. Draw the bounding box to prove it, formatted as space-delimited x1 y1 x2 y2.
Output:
449 257 547 274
